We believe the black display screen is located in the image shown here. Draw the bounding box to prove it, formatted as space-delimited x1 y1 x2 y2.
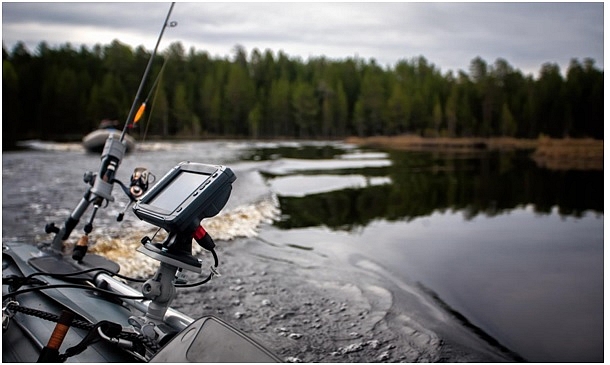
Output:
148 171 209 213
133 162 236 233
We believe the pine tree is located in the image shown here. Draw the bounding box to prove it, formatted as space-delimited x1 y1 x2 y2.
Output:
3 60 20 146
292 81 318 138
268 77 292 137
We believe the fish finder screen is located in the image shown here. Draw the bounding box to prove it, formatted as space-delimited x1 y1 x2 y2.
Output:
133 162 236 233
148 171 209 213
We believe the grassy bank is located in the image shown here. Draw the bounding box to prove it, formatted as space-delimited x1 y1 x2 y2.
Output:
345 135 603 171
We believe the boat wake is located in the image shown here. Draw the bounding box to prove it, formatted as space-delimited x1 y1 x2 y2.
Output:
16 140 83 152
90 196 280 278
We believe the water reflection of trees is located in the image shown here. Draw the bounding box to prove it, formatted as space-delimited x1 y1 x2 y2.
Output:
245 144 346 161
274 151 603 230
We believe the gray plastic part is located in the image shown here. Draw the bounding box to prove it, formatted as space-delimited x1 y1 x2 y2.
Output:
101 134 127 160
150 316 280 363
90 136 126 200
90 177 115 201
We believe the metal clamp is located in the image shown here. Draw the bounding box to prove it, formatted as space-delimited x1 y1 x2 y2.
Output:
2 300 18 332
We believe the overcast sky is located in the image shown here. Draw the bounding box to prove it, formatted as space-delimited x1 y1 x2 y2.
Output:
1 2 604 77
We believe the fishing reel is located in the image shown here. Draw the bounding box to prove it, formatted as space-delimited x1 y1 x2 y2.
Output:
115 167 156 222
129 167 153 198
70 166 155 263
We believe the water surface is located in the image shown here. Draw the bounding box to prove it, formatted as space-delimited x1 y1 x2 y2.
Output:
244 142 603 362
3 140 603 362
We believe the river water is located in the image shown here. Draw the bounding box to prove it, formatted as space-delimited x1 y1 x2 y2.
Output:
2 140 603 362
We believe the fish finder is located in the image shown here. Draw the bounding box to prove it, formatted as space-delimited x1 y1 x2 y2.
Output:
133 161 236 234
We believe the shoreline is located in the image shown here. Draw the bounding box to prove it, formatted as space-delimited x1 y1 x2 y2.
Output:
9 135 603 171
345 135 603 171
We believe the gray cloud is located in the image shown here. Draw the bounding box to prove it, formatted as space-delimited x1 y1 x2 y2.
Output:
2 2 603 76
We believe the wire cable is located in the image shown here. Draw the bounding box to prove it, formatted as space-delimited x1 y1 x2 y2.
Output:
174 248 219 288
3 283 147 301
174 273 213 288
23 266 147 283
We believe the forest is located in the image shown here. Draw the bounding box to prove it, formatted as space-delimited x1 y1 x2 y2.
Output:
2 40 604 149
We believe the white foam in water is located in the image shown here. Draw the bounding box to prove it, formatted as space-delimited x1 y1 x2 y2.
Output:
339 151 390 160
17 140 83 151
90 197 280 278
203 198 280 240
261 158 392 176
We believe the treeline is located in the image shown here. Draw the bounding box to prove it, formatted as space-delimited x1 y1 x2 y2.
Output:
2 40 603 148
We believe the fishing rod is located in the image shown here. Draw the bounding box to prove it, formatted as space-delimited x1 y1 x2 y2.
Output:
120 2 176 142
45 3 177 258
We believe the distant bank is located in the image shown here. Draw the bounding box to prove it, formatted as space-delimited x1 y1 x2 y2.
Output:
345 135 603 171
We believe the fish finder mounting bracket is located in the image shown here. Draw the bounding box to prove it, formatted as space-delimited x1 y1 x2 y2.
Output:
130 161 236 334
133 161 235 271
